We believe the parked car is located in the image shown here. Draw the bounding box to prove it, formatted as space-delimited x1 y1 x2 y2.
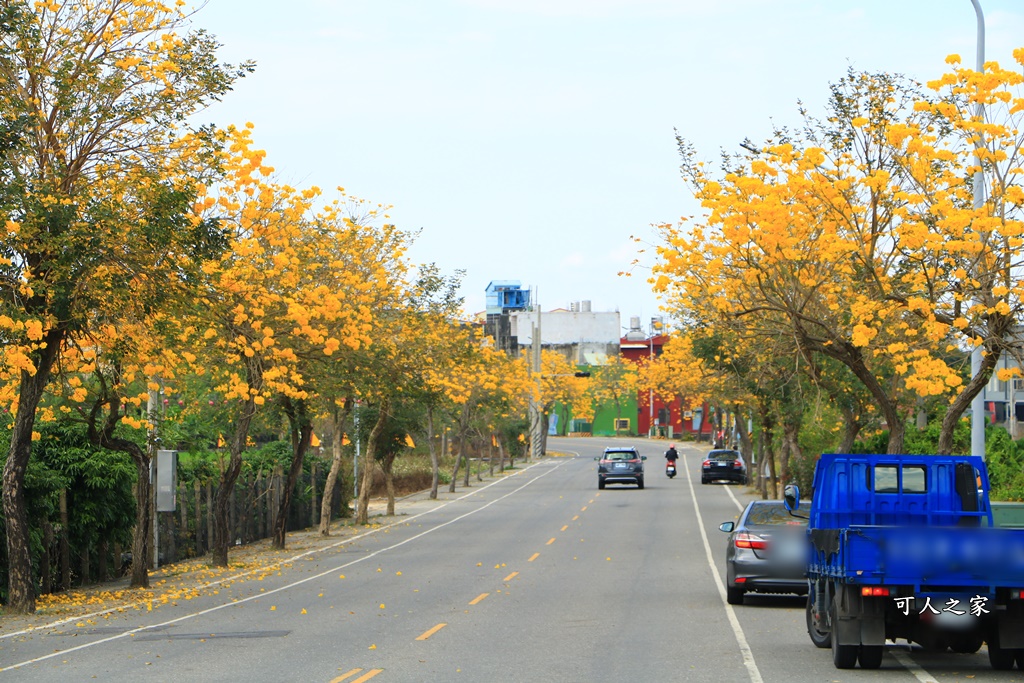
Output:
718 499 811 605
596 447 646 490
702 449 747 484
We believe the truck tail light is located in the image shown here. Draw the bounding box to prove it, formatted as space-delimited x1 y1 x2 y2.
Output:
860 586 890 597
735 532 767 550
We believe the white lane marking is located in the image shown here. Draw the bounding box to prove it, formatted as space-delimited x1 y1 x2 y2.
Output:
684 450 764 683
1 461 553 642
891 648 940 683
722 481 745 512
0 462 563 671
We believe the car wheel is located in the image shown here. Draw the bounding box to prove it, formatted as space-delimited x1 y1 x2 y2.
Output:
701 477 708 485
946 634 983 654
831 604 858 669
726 585 744 605
1016 649 1024 670
806 595 831 648
598 479 605 490
858 645 883 669
637 478 644 490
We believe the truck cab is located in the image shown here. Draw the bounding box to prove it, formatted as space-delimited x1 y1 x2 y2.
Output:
787 453 1024 671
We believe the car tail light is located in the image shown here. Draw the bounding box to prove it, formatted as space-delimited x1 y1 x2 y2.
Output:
1011 589 1023 600
734 577 747 584
733 459 743 468
734 532 767 550
702 460 711 467
860 586 890 597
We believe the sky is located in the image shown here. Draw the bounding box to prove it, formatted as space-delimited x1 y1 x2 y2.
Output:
188 0 1024 326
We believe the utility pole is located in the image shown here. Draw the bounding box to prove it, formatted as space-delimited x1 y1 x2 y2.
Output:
969 0 987 459
529 294 544 458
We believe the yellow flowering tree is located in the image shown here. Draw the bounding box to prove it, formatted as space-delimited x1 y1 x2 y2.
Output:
655 59 1024 455
0 0 249 613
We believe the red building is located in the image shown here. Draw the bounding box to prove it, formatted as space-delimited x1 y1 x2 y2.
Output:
620 332 713 440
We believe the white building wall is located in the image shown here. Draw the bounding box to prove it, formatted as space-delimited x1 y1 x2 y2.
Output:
512 310 620 345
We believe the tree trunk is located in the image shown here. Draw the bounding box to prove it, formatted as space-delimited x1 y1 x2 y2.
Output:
194 479 203 555
3 331 63 613
206 482 214 555
938 341 1001 455
212 357 261 566
427 405 439 500
356 397 390 525
498 440 506 474
320 399 352 535
80 545 90 587
383 452 396 516
448 441 462 494
274 397 314 549
41 522 53 595
839 407 862 454
310 462 318 528
59 489 71 591
99 539 109 582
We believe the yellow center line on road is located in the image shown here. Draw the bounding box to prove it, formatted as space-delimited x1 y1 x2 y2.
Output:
416 623 447 641
581 506 587 512
572 515 579 521
469 593 489 605
546 538 556 545
351 671 384 683
330 669 364 683
528 552 540 562
503 571 519 582
560 525 568 532
588 499 594 504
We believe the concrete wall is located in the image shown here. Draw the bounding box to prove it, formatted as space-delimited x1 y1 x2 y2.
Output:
511 310 620 364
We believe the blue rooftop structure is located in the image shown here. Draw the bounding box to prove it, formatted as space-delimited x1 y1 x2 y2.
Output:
485 281 530 315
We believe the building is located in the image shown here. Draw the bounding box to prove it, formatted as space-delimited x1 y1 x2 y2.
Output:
981 353 1024 439
512 300 620 365
483 281 530 354
620 316 713 440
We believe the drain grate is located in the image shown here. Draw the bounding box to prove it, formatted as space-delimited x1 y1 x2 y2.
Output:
134 630 291 641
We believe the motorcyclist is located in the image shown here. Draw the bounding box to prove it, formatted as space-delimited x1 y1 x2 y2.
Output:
665 444 679 464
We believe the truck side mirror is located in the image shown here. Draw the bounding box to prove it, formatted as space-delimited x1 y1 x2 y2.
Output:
784 484 800 512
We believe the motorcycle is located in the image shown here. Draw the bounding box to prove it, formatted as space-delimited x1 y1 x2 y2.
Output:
666 460 677 478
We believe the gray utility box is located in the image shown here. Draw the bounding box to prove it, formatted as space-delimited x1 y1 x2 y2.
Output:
156 449 178 512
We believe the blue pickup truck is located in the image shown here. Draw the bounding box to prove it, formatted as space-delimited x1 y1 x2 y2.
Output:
785 453 1024 670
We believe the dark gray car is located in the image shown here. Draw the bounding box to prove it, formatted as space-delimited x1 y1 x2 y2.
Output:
718 500 810 605
596 447 646 489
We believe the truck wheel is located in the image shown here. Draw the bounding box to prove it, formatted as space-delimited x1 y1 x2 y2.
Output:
1016 650 1024 669
858 645 883 669
726 586 744 605
988 635 1016 670
831 605 858 669
806 595 831 648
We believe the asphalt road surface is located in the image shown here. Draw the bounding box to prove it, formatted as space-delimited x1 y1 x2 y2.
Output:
2 437 1023 682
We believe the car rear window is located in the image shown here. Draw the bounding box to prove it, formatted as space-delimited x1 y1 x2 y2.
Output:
745 503 810 525
708 451 739 461
604 451 637 460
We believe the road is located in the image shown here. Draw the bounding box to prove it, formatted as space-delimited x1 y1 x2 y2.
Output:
2 437 1023 682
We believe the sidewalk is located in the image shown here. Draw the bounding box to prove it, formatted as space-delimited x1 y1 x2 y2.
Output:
0 464 527 637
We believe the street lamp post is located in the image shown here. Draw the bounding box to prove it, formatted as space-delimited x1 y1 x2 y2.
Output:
969 0 987 459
